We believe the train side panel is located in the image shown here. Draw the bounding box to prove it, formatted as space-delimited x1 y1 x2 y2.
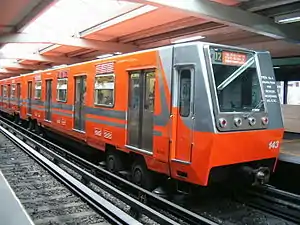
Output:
1 79 10 114
82 50 172 175
0 42 284 188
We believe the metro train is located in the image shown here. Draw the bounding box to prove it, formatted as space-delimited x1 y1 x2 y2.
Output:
0 41 284 190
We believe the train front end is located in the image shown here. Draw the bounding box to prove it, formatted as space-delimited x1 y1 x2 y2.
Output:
171 42 284 187
205 44 284 186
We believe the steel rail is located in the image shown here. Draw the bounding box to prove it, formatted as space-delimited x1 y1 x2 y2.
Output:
255 184 300 205
0 116 218 225
0 123 143 225
236 184 300 223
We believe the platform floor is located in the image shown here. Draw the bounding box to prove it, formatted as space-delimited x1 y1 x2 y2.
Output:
279 139 300 164
0 170 34 225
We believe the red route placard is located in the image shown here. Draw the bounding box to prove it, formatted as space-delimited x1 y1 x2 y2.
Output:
222 51 247 66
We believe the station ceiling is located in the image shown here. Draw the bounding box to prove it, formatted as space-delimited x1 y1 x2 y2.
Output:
0 0 300 78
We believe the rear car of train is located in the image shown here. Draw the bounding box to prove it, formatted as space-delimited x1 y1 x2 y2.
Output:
170 42 284 186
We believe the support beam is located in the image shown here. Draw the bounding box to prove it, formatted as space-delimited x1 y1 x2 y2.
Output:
80 5 154 37
0 75 14 80
132 22 226 45
0 33 139 52
273 57 300 67
15 0 57 32
0 63 48 71
125 0 300 42
0 52 80 64
240 0 300 12
0 69 19 74
0 25 15 33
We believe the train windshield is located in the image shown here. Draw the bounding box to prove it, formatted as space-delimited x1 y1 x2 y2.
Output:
209 47 264 113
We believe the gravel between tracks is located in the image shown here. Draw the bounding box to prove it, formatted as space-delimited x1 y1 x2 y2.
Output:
2 120 297 225
0 133 111 225
175 192 298 225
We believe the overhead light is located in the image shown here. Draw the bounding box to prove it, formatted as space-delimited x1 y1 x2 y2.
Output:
171 35 205 44
96 52 122 59
52 64 67 69
275 12 300 24
96 54 114 59
273 66 280 69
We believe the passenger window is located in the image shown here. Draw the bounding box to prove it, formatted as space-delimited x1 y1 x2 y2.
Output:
7 85 10 97
179 69 191 117
144 71 155 112
11 84 16 98
34 81 42 99
57 78 68 102
94 74 115 106
3 85 7 97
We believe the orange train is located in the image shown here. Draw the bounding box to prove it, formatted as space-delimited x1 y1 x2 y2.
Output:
0 41 284 190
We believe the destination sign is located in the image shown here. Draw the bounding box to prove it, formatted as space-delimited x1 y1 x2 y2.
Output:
211 48 248 66
222 51 247 65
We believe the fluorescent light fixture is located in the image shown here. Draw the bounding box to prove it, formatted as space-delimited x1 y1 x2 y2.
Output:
96 54 114 59
96 52 122 59
171 35 205 44
273 66 280 69
275 12 300 24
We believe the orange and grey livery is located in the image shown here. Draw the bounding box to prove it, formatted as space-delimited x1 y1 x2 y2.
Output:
0 41 284 188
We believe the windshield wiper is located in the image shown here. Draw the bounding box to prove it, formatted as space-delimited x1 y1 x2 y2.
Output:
243 99 264 118
217 57 255 91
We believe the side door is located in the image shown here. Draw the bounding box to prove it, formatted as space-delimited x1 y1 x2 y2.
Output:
127 70 155 152
74 75 86 131
17 83 21 112
172 67 195 163
45 80 52 121
0 85 3 109
7 84 11 108
27 81 32 115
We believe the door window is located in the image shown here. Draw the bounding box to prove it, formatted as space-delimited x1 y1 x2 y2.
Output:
179 69 191 117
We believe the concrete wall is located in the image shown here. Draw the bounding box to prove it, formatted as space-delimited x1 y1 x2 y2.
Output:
281 105 300 133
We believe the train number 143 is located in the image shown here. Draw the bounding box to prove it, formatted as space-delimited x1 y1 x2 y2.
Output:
269 141 279 149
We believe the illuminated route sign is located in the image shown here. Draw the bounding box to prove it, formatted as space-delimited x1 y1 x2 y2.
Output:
211 48 248 66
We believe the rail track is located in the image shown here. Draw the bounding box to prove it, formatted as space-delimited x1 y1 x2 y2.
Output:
239 184 300 224
1 115 300 225
0 134 114 225
0 115 218 225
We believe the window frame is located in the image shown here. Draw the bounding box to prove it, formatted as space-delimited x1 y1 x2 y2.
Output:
11 84 16 99
56 78 68 102
94 73 115 108
205 45 266 115
34 80 42 100
3 85 7 97
178 68 193 118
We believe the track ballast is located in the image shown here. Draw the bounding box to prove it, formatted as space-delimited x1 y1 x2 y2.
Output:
0 133 112 225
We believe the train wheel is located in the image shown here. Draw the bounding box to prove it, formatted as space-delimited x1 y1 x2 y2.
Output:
27 120 34 131
13 116 17 124
131 160 156 191
34 122 42 135
106 151 124 173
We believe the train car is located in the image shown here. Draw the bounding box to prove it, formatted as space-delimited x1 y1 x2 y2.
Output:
0 41 284 190
0 76 22 117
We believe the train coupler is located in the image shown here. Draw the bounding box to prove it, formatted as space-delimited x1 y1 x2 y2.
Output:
241 166 270 186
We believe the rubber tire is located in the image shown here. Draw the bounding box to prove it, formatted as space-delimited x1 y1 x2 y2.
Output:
131 160 156 191
106 151 124 173
27 120 34 131
34 122 42 135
